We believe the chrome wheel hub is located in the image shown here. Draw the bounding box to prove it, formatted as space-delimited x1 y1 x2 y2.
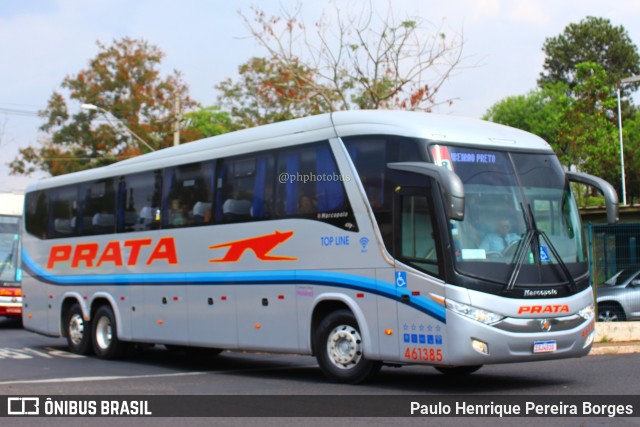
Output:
327 325 362 369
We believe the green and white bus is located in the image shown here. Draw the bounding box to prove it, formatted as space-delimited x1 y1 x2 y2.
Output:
21 111 617 383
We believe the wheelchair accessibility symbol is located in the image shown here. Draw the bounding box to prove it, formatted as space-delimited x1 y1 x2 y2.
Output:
540 245 550 262
395 271 407 287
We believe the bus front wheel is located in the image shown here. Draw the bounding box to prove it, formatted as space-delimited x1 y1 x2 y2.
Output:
92 305 127 359
314 309 381 384
65 303 92 355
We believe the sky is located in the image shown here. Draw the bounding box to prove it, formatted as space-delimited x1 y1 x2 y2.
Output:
2 0 640 194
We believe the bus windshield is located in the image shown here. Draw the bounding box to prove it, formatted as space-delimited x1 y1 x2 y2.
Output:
0 215 20 284
431 145 587 287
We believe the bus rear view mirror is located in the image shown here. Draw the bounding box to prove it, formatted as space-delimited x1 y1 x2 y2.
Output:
387 162 465 221
566 171 619 224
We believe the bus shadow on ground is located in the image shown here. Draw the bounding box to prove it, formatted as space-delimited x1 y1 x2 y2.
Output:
111 345 572 394
0 317 23 329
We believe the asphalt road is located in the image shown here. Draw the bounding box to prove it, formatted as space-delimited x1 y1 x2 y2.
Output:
1 317 639 426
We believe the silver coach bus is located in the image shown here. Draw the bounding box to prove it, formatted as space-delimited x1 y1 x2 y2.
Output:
21 111 618 383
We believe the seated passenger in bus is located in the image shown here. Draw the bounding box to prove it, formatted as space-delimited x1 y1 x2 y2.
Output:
172 204 192 226
192 201 212 224
222 190 252 221
298 194 316 215
92 212 115 233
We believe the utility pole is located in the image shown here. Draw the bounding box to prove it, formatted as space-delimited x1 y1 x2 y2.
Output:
173 94 181 146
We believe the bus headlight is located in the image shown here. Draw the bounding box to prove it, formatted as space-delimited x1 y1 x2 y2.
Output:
578 304 595 320
446 299 504 325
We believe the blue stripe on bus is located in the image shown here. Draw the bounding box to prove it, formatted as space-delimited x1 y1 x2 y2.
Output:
21 248 446 323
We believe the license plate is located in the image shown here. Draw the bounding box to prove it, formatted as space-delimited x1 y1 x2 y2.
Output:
533 340 557 353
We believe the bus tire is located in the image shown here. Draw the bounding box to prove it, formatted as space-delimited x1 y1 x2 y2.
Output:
92 305 127 359
434 365 482 376
65 303 93 355
314 309 381 384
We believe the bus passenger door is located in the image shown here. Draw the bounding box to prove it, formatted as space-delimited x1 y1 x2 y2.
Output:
392 185 446 364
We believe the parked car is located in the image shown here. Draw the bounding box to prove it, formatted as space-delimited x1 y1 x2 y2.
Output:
596 269 640 321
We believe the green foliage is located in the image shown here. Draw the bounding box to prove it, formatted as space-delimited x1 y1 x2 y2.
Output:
485 62 623 203
620 112 640 204
10 38 199 177
539 16 640 95
483 83 570 144
487 16 640 206
185 106 238 138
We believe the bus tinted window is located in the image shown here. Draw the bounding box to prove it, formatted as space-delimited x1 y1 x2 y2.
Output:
117 170 162 232
343 136 423 247
25 142 357 237
25 191 49 239
217 156 259 222
51 186 79 238
275 143 356 230
80 178 116 235
165 162 215 227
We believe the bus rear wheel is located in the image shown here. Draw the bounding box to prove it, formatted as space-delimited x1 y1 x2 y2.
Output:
92 305 127 359
65 303 92 355
314 309 381 384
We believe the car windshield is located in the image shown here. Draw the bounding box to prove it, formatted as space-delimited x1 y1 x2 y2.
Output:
0 216 20 284
431 145 587 287
603 269 637 286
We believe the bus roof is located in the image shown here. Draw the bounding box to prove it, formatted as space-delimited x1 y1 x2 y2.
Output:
26 110 552 192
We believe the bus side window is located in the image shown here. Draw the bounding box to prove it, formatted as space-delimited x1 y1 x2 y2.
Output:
164 161 214 228
25 191 49 239
274 142 356 230
343 136 423 248
51 186 79 238
217 158 254 222
215 154 275 223
117 170 162 232
80 179 116 235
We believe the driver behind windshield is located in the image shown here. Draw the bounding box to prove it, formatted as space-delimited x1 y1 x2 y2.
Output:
480 216 520 252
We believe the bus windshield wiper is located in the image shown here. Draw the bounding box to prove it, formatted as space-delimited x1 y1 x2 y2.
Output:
502 204 577 294
502 204 534 294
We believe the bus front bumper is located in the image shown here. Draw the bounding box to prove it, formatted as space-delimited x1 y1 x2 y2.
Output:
440 310 595 367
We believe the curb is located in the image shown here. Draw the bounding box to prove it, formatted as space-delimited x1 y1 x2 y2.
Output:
590 321 640 355
590 342 640 355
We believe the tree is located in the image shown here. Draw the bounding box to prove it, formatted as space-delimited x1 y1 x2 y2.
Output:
185 106 238 138
485 63 623 203
240 1 466 113
558 63 619 179
215 56 335 128
487 16 640 205
619 111 640 205
483 83 571 145
539 16 640 96
10 38 199 177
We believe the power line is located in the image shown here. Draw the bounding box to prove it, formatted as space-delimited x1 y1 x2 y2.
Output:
0 107 40 117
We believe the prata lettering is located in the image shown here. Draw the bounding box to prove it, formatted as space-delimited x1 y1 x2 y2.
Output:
46 237 178 269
